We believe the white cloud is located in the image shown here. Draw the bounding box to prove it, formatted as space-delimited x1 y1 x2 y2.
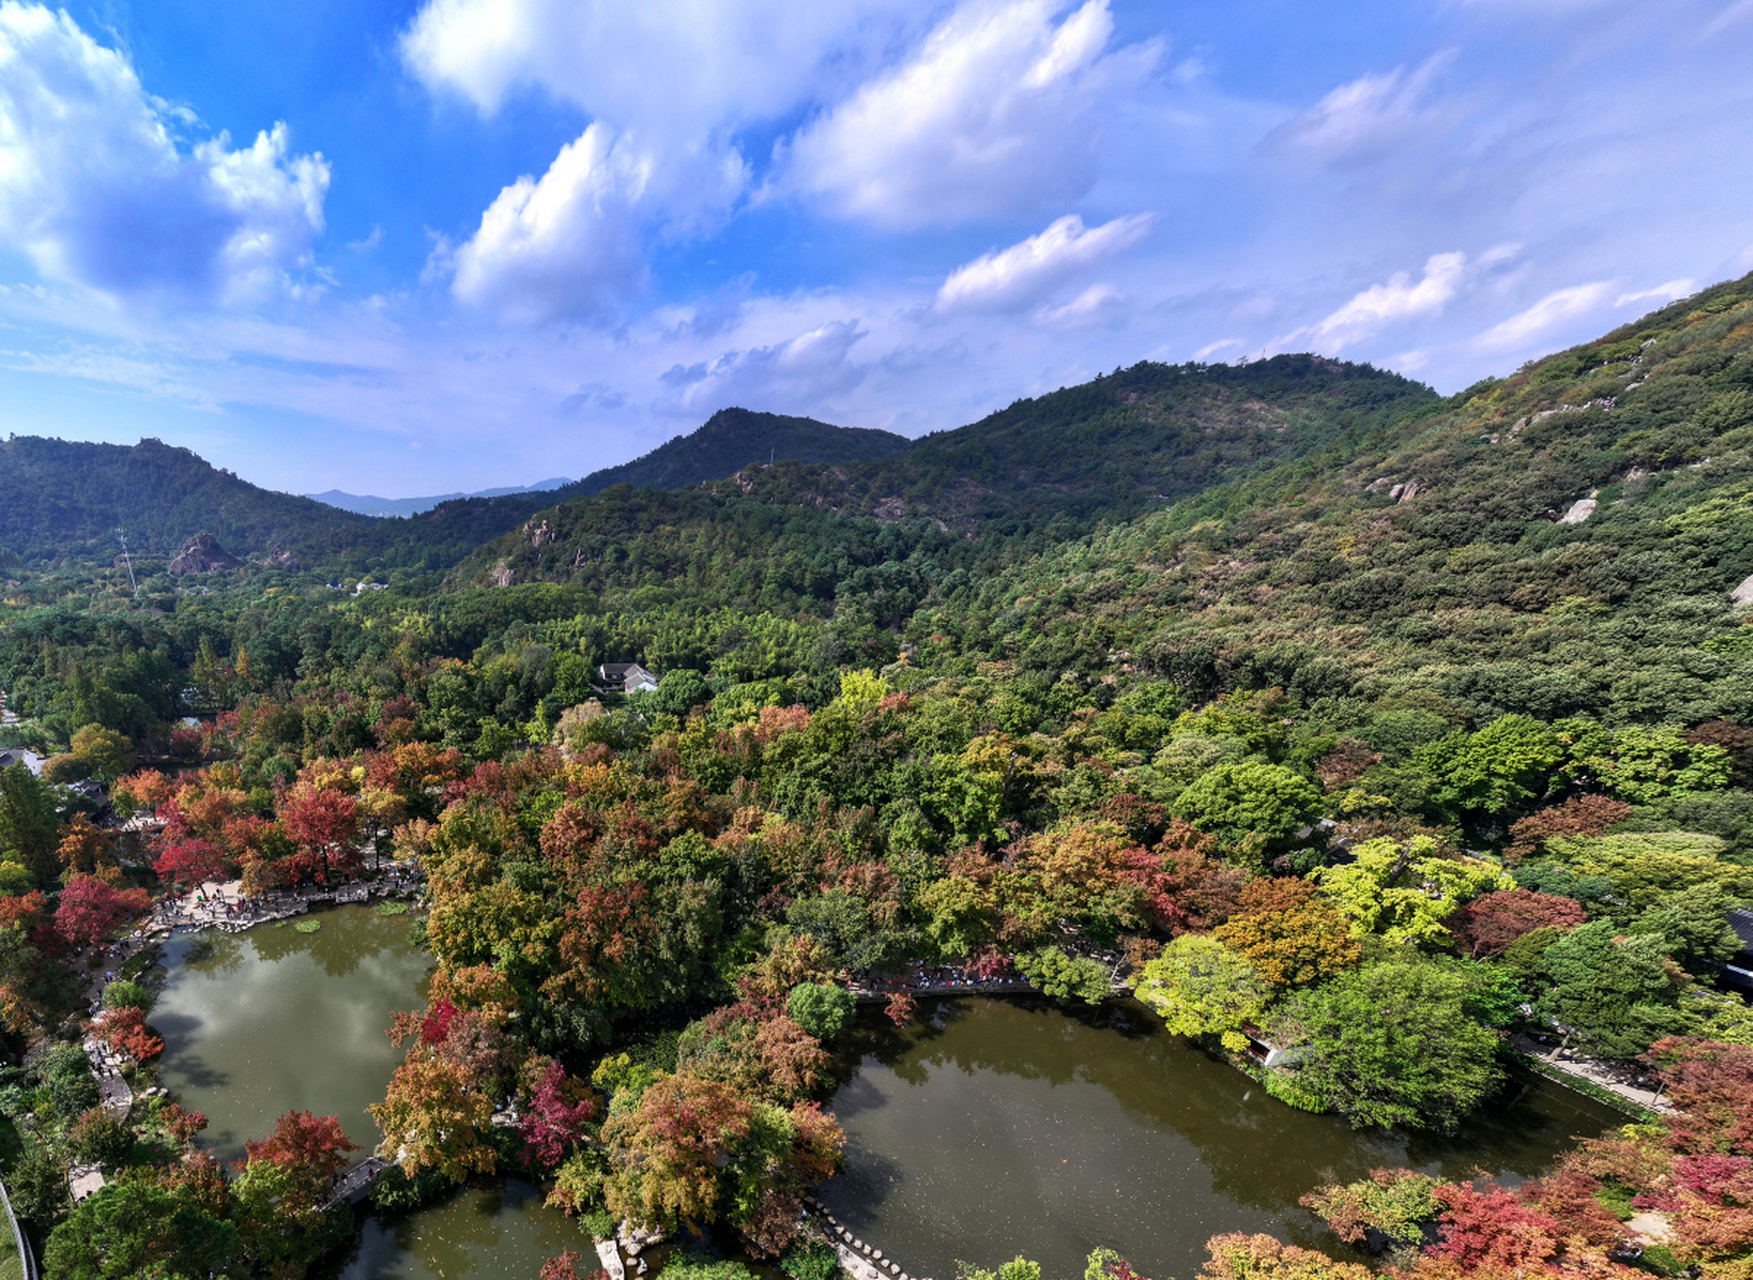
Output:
1475 281 1613 349
1615 278 1694 307
1310 252 1469 348
934 212 1151 313
404 0 919 323
450 125 652 323
657 319 868 417
401 0 912 134
449 124 750 323
1192 337 1241 360
1034 281 1125 326
0 4 328 304
1268 53 1456 167
781 0 1158 228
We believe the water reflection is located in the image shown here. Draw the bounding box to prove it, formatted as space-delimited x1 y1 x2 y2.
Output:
821 997 1621 1280
316 1181 585 1280
153 905 433 1161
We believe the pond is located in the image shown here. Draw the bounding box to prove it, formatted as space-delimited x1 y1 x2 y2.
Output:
818 997 1624 1280
151 915 1623 1280
314 1180 580 1280
152 904 434 1160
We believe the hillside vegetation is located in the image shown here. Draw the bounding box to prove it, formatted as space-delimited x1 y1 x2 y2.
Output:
566 407 910 497
460 354 1434 593
0 436 370 562
5 277 1753 1280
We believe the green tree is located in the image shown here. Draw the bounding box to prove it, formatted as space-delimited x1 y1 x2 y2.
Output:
42 1176 243 1280
68 724 135 783
1418 715 1562 816
1312 836 1513 947
1016 946 1111 1006
1535 920 1688 1058
1132 934 1269 1050
1290 959 1503 1131
958 1258 1042 1280
0 762 58 884
787 983 857 1041
1171 760 1323 850
1580 724 1733 806
1629 882 1745 976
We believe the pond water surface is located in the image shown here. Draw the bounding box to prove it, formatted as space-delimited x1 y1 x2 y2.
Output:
818 997 1624 1280
314 1180 580 1280
153 905 433 1160
154 915 1623 1280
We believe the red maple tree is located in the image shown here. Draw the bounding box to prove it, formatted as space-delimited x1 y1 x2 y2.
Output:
55 874 151 947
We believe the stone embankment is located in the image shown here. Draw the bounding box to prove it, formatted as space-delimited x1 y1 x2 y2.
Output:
139 863 422 937
803 1194 927 1280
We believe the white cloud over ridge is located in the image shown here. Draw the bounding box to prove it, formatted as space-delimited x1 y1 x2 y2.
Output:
1311 252 1470 348
781 0 1158 228
0 3 328 304
657 319 869 417
935 212 1151 313
1475 281 1612 349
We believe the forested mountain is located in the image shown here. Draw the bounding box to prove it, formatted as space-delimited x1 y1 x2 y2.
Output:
460 355 1434 591
9 276 1753 1280
837 353 1433 527
292 409 913 575
0 436 371 563
927 274 1753 752
567 407 910 497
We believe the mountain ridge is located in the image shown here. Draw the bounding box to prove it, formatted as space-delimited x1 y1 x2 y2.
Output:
306 478 575 518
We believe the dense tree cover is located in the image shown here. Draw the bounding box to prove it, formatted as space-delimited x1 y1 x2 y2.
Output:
568 408 911 498
3 279 1753 1276
0 435 370 562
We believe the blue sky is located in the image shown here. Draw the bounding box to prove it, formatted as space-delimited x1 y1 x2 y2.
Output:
0 0 1750 496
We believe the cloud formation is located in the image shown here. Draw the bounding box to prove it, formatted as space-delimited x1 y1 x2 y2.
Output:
1475 281 1613 349
0 3 328 304
1268 53 1456 167
782 0 1157 227
1311 252 1470 349
658 320 868 417
935 212 1151 313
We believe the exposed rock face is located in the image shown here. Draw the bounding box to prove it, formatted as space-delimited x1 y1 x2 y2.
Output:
263 548 301 571
1558 497 1597 525
168 532 241 575
1732 573 1753 607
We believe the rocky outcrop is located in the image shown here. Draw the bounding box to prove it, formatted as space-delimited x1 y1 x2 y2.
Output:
167 532 241 575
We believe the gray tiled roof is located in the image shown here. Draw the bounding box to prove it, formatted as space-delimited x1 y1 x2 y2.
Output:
1729 908 1753 952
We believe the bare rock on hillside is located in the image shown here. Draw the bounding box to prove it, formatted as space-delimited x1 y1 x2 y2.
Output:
168 532 241 575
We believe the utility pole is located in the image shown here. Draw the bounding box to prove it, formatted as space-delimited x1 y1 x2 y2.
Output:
118 529 138 599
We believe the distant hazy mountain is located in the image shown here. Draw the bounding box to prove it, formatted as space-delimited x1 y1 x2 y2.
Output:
307 477 575 518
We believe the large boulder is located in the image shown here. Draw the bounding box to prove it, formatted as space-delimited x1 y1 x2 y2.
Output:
167 532 241 575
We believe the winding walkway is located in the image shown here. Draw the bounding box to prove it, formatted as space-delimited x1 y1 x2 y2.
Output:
1509 1034 1672 1114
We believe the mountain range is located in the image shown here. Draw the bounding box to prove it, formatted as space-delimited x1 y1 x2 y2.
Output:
306 478 575 518
4 269 1751 676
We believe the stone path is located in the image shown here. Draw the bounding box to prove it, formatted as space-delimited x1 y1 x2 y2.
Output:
1510 1034 1672 1113
324 1156 392 1208
78 1037 133 1117
804 1194 930 1280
